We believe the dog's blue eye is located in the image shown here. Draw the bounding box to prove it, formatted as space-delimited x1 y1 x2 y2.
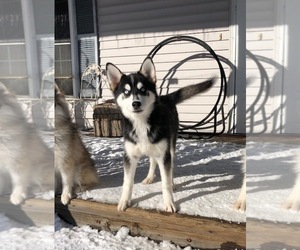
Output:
123 89 130 95
140 87 146 93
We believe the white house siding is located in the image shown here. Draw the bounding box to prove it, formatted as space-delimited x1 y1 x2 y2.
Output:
282 0 300 134
246 0 300 134
96 0 238 134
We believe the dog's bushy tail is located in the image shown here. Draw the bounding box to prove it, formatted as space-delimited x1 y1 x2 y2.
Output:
166 77 215 105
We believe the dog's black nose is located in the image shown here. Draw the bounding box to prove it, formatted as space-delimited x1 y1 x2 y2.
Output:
132 101 141 110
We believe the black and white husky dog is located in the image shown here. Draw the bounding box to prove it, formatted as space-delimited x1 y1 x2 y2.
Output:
106 57 214 212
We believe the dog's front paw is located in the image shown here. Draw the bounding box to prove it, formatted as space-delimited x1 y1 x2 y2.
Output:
10 192 26 205
234 199 246 212
118 199 131 211
61 192 72 205
282 199 300 211
164 201 177 213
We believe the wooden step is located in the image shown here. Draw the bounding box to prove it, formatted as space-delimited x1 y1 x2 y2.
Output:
55 197 246 249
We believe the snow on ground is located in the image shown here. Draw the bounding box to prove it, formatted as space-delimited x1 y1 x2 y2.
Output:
80 135 246 223
79 134 300 223
0 213 191 250
1 133 247 250
54 214 191 250
246 140 300 223
0 214 54 250
1 132 299 250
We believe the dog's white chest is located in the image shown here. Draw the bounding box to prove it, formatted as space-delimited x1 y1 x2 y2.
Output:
126 119 167 158
125 139 167 158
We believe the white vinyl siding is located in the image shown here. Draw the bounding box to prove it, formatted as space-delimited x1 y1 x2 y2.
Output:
245 0 300 134
97 0 234 134
246 0 274 133
281 0 300 134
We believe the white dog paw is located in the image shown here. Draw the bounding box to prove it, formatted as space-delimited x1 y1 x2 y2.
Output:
118 199 131 211
61 192 72 205
10 192 26 205
282 199 300 211
164 202 177 213
142 176 155 184
234 199 246 212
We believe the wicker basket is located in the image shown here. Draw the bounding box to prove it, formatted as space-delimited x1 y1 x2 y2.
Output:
93 101 123 137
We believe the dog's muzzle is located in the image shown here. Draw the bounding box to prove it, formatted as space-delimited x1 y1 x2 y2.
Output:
132 101 142 111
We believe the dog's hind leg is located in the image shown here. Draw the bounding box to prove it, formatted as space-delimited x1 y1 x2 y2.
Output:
142 157 157 184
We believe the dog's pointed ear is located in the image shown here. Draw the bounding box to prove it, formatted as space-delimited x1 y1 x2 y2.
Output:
106 63 123 92
140 57 156 84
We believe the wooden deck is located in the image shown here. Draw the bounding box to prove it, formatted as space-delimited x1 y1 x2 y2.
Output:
247 219 300 249
55 198 246 249
0 197 54 226
2 196 299 249
1 134 299 249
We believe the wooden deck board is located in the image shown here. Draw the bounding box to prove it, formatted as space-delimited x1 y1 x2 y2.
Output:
247 219 300 249
0 197 54 226
55 198 246 249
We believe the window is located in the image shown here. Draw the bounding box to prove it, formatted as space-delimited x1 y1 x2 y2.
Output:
55 0 73 95
0 0 28 95
54 0 98 97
